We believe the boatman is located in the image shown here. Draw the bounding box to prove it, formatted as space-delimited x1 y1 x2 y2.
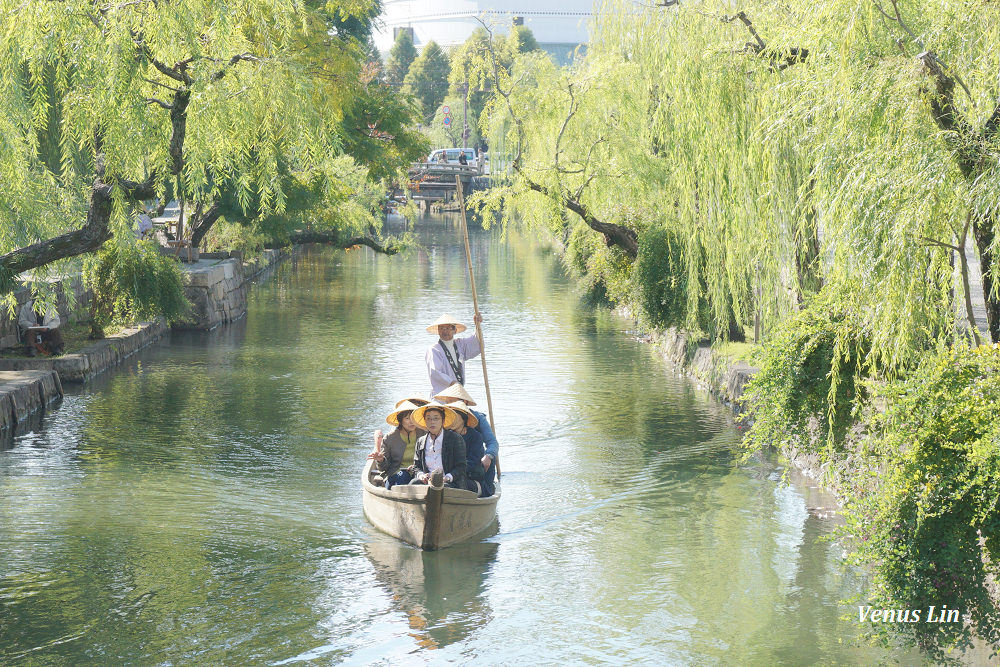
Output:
425 312 482 398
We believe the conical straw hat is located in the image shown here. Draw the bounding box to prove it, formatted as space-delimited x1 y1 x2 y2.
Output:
412 403 461 430
433 383 477 406
426 313 467 334
445 401 479 428
386 400 422 426
394 394 429 408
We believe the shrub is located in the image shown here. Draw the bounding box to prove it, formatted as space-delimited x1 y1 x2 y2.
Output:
741 287 872 454
844 344 1000 661
84 240 190 333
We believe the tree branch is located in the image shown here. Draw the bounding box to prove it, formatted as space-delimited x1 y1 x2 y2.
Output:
211 53 262 82
270 231 403 255
0 169 157 285
918 51 980 178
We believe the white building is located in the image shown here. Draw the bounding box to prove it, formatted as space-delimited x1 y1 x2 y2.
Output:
374 1 594 65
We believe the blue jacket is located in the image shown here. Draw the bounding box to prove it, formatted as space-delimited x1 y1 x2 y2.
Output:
462 428 485 486
472 409 498 496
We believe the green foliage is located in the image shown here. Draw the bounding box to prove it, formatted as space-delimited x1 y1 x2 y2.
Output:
0 0 408 289
202 221 267 258
564 222 632 306
386 29 418 87
844 344 1000 661
742 287 873 454
507 26 541 55
84 241 189 329
402 41 451 123
635 224 706 331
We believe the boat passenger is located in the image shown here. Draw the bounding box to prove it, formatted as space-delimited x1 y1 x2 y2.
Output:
425 312 482 398
434 383 498 497
446 401 487 496
408 404 467 490
18 299 64 357
372 400 426 489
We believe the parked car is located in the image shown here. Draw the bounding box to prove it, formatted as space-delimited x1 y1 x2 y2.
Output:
427 148 476 165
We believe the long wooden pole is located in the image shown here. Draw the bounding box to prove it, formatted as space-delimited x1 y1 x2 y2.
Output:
454 175 500 479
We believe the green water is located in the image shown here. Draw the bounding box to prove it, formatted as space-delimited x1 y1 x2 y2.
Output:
0 215 899 664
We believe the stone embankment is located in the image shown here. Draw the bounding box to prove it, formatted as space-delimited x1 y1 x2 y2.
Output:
651 326 840 512
0 248 286 439
174 249 284 330
654 328 758 412
0 370 62 435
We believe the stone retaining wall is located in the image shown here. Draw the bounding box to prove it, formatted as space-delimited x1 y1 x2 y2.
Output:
655 328 758 412
175 249 285 330
0 370 63 434
653 326 841 496
0 320 167 383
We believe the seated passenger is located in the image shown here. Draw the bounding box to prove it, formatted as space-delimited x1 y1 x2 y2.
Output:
447 401 487 496
18 299 64 357
371 400 426 489
434 384 498 497
408 404 466 490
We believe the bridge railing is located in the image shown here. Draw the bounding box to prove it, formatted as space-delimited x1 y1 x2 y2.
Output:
408 162 484 177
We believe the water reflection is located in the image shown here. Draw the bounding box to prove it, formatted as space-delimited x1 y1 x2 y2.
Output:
0 213 907 664
365 535 499 649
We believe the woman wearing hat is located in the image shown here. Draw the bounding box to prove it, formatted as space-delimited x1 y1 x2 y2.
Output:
371 400 426 489
446 401 487 496
408 404 467 490
425 312 483 398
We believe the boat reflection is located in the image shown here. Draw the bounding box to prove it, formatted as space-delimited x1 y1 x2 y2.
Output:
365 529 499 650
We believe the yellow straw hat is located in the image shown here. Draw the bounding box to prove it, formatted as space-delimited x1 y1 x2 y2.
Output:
425 313 467 334
394 394 429 408
433 383 477 406
412 403 461 430
386 400 422 427
446 401 479 428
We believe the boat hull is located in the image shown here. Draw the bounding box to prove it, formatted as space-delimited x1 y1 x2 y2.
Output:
362 459 500 549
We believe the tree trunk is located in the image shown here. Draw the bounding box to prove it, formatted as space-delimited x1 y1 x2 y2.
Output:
918 52 1000 342
188 202 223 249
0 167 156 290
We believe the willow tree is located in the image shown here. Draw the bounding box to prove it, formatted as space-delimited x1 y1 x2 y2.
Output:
0 0 398 306
479 0 1000 657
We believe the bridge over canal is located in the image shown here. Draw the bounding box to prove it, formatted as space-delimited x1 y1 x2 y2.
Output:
400 162 492 211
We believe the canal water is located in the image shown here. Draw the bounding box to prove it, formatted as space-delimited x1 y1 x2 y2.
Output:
0 214 897 664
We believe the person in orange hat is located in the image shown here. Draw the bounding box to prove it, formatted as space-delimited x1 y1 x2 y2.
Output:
425 312 483 397
371 400 426 489
435 384 498 497
408 404 466 490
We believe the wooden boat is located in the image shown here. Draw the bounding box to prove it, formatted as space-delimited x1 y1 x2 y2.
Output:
362 458 500 550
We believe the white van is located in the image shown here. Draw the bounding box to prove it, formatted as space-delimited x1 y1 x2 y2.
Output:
428 148 476 165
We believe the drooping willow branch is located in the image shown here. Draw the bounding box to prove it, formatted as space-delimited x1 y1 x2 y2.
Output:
475 18 638 257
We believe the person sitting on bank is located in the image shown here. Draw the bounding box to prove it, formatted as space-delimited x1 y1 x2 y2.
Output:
434 383 498 497
458 151 468 166
425 313 482 398
446 401 487 496
17 299 64 357
408 404 467 490
371 400 426 489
